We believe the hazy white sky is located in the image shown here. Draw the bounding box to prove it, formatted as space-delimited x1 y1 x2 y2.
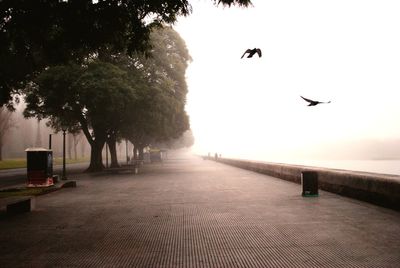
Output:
175 0 400 161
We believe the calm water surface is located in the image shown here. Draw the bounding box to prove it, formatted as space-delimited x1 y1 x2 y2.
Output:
255 159 400 176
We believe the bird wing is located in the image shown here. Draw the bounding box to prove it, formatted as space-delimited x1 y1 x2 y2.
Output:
256 48 262 57
241 49 251 59
300 96 314 103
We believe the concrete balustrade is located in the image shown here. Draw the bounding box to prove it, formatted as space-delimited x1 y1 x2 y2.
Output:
212 157 400 211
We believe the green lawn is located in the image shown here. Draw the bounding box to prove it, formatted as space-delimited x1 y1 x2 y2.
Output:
0 158 26 169
53 157 89 165
0 157 89 170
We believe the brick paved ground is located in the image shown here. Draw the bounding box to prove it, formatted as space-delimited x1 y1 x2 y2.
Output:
1 151 399 267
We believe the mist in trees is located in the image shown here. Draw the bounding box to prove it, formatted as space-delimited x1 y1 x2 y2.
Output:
155 130 195 150
0 106 15 160
0 104 91 161
23 27 191 171
1 0 253 170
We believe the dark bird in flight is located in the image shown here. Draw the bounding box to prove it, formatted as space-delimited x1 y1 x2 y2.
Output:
241 48 262 59
301 96 331 106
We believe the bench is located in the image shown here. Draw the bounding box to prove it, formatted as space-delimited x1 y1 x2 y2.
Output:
0 196 36 215
106 163 140 175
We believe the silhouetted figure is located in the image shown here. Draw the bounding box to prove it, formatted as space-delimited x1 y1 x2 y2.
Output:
301 96 331 106
241 48 262 59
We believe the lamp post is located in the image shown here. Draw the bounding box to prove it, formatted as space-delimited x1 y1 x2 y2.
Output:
62 128 67 180
105 142 108 168
49 134 52 149
126 139 129 164
105 134 110 168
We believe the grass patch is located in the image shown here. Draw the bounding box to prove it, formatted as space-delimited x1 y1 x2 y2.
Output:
54 157 89 165
0 159 26 170
0 186 57 198
0 157 89 170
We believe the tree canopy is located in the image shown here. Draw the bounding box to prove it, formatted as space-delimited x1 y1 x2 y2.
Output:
24 26 191 171
120 26 191 156
24 60 140 170
0 0 251 106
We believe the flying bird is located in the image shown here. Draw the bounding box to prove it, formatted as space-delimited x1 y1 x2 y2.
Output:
241 48 262 59
301 96 331 106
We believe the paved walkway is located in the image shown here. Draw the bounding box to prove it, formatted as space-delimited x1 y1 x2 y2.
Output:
1 152 399 267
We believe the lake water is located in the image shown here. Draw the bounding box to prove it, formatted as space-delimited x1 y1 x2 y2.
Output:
250 158 400 176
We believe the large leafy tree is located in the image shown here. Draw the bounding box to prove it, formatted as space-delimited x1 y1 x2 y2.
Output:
125 85 189 159
24 61 139 171
142 26 191 103
23 26 190 171
121 26 191 158
0 0 251 106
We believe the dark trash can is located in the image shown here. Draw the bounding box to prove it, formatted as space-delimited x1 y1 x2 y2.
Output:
26 148 54 187
301 171 318 197
150 149 162 162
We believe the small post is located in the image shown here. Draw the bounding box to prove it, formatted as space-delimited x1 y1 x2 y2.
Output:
301 171 318 197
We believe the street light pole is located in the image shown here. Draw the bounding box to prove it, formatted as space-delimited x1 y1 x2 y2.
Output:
62 129 67 180
105 141 108 168
126 139 129 164
49 134 52 150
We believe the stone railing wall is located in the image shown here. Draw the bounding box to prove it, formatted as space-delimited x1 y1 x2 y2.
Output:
210 157 400 211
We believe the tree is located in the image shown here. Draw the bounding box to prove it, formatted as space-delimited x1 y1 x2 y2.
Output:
0 106 15 160
24 61 139 171
155 129 195 149
23 27 190 170
120 27 191 157
0 0 251 106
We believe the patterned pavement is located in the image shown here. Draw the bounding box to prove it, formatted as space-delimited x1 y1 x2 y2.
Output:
1 152 399 267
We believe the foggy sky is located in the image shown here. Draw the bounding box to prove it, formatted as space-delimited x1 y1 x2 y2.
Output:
175 0 400 162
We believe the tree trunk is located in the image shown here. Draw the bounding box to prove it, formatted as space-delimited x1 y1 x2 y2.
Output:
107 135 119 168
78 117 105 172
138 145 144 160
86 139 105 172
132 143 137 160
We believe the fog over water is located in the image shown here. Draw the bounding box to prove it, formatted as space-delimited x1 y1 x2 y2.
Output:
175 0 400 174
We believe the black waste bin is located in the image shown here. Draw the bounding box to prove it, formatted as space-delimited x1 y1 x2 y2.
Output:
26 148 54 187
301 171 318 197
150 149 162 162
